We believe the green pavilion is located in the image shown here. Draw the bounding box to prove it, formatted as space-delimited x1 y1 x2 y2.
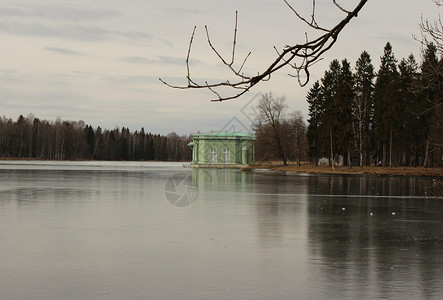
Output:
188 131 255 166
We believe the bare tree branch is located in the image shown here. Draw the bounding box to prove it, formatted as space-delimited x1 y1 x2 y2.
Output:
186 26 197 86
283 0 329 32
231 11 238 66
414 0 443 54
333 0 351 14
160 0 368 102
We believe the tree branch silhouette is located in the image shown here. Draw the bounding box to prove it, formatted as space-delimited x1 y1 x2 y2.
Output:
417 0 443 54
159 0 368 102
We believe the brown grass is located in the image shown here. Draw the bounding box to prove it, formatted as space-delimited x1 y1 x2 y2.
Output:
253 163 443 177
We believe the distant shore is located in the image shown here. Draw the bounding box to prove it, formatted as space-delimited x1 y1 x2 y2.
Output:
1 158 442 177
254 163 443 177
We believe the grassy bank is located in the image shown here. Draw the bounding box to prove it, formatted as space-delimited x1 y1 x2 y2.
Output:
254 163 443 177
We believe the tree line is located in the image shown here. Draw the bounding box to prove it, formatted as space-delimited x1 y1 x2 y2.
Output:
306 42 442 167
0 114 192 161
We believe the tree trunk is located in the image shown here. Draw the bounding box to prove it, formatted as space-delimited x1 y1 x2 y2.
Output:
359 120 363 167
347 146 351 168
282 153 288 166
389 129 393 168
330 127 335 171
423 138 430 168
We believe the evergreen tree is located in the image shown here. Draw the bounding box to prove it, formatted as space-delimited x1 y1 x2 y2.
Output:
398 54 420 165
31 118 40 158
353 51 375 166
374 42 401 167
336 59 355 166
321 59 341 169
84 125 95 159
94 126 103 159
146 135 155 160
306 81 324 164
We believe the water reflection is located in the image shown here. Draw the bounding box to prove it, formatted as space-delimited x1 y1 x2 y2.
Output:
188 170 443 298
306 175 443 299
192 168 254 193
0 162 442 299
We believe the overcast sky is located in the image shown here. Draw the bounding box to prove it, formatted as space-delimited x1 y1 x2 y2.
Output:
0 0 440 135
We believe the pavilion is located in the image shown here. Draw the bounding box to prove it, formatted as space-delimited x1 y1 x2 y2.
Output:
188 131 255 166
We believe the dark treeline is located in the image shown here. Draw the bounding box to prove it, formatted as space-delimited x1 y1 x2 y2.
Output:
307 42 442 167
0 114 192 161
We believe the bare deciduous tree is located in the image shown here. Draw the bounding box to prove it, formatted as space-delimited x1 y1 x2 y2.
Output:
253 93 308 166
254 93 289 165
160 0 368 101
289 111 308 166
417 0 443 54
415 1 443 166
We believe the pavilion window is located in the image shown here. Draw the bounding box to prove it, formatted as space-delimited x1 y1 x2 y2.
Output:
223 148 230 164
210 148 217 164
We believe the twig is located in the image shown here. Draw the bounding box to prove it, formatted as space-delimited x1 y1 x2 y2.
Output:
186 26 197 86
333 0 351 14
159 0 368 101
231 11 238 66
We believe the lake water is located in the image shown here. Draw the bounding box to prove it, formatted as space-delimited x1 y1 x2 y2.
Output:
0 161 442 299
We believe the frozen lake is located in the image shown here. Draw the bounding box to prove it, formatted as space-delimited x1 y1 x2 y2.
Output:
0 161 442 299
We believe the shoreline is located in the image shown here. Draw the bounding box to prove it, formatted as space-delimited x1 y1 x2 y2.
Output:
253 164 443 178
1 158 442 177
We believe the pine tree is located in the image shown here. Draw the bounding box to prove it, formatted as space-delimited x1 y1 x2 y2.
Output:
321 59 341 169
336 59 355 166
353 51 375 166
306 81 324 164
398 54 420 165
374 42 401 167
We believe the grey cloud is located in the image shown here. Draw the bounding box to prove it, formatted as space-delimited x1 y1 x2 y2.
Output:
0 21 153 42
0 4 166 46
0 69 21 82
154 56 188 65
101 75 158 86
163 8 204 16
121 55 200 66
373 34 417 48
0 87 95 118
45 47 86 56
0 4 120 21
125 31 154 40
0 7 27 17
121 56 153 64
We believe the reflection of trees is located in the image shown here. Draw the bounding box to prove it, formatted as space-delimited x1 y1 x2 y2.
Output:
306 175 443 298
253 175 307 248
235 174 309 254
195 170 309 247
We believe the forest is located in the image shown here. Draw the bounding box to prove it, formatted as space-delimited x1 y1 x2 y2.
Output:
0 114 192 161
306 42 442 167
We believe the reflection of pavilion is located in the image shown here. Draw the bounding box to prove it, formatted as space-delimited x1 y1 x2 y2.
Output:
191 168 253 192
188 132 255 167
